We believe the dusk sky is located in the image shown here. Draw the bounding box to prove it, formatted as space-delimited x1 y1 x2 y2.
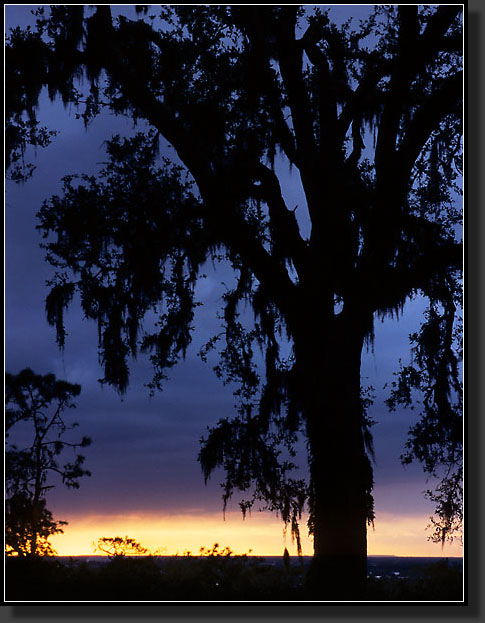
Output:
5 5 463 558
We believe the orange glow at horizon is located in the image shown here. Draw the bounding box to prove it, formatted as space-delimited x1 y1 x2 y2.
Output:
48 510 463 558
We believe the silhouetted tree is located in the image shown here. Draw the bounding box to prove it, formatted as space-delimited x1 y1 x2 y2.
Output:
6 6 462 597
5 368 91 556
94 536 149 559
5 493 67 557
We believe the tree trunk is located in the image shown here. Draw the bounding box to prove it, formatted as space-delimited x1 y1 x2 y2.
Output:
296 308 371 600
30 500 39 557
30 443 42 557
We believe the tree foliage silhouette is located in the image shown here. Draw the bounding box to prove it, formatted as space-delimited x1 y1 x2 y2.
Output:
5 493 67 558
94 536 149 559
6 6 462 596
5 368 91 556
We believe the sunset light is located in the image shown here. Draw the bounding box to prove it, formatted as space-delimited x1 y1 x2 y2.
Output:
48 511 463 559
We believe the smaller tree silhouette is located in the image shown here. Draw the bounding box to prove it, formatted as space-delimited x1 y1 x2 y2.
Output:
5 494 67 557
5 368 91 556
94 536 149 559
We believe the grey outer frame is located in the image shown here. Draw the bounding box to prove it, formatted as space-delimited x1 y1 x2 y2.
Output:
1 1 479 622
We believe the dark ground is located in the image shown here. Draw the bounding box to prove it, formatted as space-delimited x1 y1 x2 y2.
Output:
5 554 463 602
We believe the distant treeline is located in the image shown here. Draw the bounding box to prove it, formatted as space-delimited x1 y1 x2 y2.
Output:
6 552 463 602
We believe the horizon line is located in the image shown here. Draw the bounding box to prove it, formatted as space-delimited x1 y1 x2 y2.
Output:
46 553 463 559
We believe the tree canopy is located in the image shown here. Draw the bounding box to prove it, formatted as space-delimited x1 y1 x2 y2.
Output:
6 5 462 594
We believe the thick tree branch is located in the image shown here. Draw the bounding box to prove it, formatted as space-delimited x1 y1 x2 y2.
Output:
200 180 299 321
254 163 308 277
275 9 319 177
365 229 462 316
229 7 299 167
300 24 339 154
420 6 462 60
338 57 391 144
397 70 463 185
374 6 419 183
